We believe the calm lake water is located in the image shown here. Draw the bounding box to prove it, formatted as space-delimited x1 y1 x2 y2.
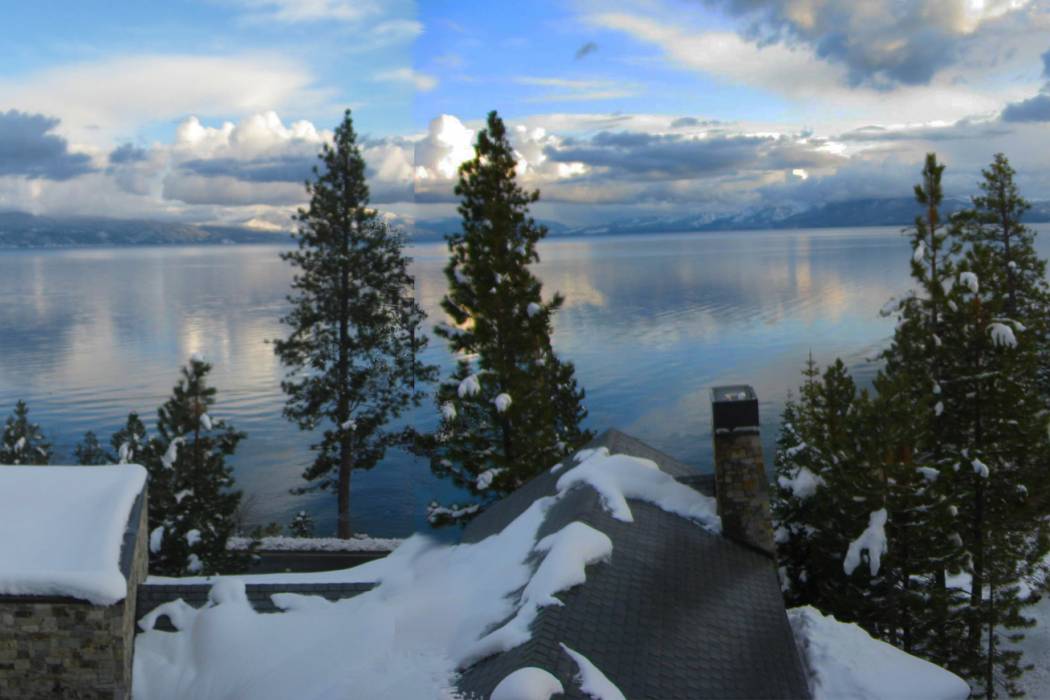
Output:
4 225 1048 536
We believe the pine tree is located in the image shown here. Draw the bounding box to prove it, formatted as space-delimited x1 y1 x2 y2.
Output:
426 111 592 525
0 401 51 465
868 153 970 666
74 431 111 465
148 356 247 576
941 237 1050 697
274 109 435 539
774 357 863 614
111 412 153 465
289 510 315 538
878 153 1050 695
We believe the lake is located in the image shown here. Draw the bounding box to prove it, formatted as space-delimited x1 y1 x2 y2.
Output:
4 225 1047 537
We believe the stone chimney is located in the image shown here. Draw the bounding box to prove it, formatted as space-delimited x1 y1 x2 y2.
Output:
710 385 775 556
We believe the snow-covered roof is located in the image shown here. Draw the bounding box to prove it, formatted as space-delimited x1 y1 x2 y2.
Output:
0 464 147 605
132 430 965 699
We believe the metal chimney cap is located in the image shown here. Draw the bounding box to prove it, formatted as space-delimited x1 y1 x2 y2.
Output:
711 385 756 403
711 385 759 432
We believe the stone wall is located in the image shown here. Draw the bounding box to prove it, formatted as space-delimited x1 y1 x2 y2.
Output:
0 494 147 699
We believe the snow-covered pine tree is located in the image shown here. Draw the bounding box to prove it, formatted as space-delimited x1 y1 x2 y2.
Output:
0 401 51 465
148 356 247 577
274 109 436 539
958 154 1048 321
774 357 862 613
289 510 314 538
942 239 1050 699
426 111 592 525
866 153 969 666
74 431 111 465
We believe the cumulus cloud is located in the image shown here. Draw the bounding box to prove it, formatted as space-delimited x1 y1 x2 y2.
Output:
704 0 1034 87
0 54 327 148
0 110 94 180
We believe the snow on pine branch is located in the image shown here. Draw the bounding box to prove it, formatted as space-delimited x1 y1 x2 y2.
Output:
494 393 512 413
844 509 888 576
988 322 1017 348
161 437 185 469
958 272 979 294
779 466 825 500
458 374 481 398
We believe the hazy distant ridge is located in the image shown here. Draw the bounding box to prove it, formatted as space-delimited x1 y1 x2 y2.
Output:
4 198 1050 248
0 211 289 248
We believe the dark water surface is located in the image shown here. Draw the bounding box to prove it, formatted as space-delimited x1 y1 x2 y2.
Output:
4 226 1046 536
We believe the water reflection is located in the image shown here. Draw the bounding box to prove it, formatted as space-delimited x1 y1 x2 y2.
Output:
3 226 1046 536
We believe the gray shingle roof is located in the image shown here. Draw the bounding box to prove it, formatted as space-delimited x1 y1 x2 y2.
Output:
457 429 810 699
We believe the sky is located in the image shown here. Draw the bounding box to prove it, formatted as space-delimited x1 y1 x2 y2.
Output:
1 0 1049 228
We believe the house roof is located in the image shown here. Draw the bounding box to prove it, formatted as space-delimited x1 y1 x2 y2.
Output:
457 429 811 700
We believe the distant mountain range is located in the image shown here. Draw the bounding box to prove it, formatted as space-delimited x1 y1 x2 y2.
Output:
0 211 289 248
551 198 1050 238
3 198 1050 248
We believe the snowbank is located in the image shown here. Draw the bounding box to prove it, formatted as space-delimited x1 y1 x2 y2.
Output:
226 535 402 553
0 464 146 605
788 606 970 700
134 449 719 698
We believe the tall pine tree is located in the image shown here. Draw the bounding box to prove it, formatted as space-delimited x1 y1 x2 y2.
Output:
274 109 435 538
148 356 247 576
0 401 51 465
425 111 592 525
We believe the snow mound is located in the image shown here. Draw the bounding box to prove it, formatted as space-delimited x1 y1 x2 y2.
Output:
0 464 146 605
491 667 564 700
555 451 720 531
561 643 626 700
788 606 969 700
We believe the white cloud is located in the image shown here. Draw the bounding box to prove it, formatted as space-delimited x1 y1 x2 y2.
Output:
228 0 380 23
584 6 1046 130
0 54 329 149
377 68 439 92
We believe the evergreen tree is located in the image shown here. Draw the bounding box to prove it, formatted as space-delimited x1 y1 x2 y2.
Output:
148 356 247 577
0 401 51 465
426 111 592 525
774 357 865 614
111 412 153 465
289 510 315 538
74 431 112 465
867 153 970 666
274 109 435 539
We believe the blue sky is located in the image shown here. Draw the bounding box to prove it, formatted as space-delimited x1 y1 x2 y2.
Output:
1 0 1049 227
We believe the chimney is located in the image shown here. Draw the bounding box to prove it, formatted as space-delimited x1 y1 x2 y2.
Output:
710 385 775 556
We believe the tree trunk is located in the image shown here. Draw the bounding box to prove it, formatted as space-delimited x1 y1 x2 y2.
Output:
338 444 352 539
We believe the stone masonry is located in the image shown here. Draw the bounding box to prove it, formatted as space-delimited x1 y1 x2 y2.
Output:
0 493 147 699
712 425 777 557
